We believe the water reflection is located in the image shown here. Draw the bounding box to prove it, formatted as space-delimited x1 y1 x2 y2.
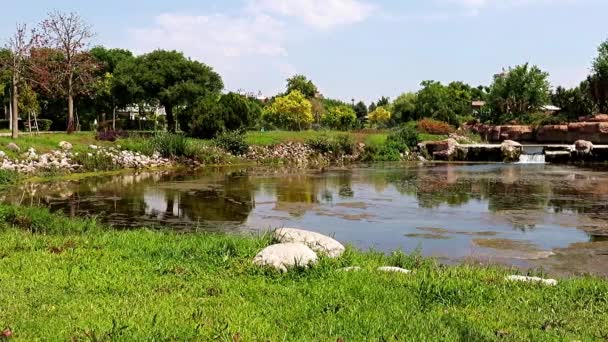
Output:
4 163 608 275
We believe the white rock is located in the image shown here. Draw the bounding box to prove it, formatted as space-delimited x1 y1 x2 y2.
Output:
89 145 98 150
505 275 558 286
58 141 73 151
273 228 345 258
377 266 412 274
7 143 20 152
253 243 318 272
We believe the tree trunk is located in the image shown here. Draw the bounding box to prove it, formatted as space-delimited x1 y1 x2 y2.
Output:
165 104 175 133
67 75 75 133
11 77 19 139
112 106 116 130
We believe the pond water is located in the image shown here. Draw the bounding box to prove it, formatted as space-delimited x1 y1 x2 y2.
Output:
4 163 608 276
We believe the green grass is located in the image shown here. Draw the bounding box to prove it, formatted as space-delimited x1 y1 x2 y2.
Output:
0 132 111 159
0 205 607 340
245 130 387 146
418 133 449 142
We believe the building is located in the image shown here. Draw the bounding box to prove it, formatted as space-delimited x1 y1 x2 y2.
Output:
117 104 166 120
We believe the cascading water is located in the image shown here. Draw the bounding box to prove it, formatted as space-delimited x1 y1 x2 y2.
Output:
518 146 546 164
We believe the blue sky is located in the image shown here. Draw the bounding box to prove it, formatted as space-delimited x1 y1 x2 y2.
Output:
2 0 608 103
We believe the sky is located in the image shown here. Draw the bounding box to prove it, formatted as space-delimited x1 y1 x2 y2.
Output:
2 0 608 103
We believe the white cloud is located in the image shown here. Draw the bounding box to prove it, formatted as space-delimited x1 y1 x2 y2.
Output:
440 0 574 16
126 12 294 96
249 0 375 30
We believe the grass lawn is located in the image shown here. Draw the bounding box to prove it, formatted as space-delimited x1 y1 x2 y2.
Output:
0 132 111 159
245 130 389 146
0 205 607 341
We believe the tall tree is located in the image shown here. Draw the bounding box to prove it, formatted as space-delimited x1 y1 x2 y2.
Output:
35 11 96 133
353 101 368 121
487 63 550 123
114 50 223 132
551 84 595 121
588 38 608 113
3 24 34 138
286 75 318 98
391 92 417 124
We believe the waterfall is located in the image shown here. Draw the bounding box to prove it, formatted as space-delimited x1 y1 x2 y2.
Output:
518 154 546 164
518 146 546 164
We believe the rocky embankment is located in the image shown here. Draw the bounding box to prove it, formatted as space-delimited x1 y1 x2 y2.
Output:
0 141 171 174
246 142 366 166
466 114 608 143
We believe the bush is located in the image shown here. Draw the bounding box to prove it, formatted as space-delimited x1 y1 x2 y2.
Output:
417 118 455 135
71 151 120 172
96 129 129 142
150 133 188 158
263 91 313 131
306 134 355 155
97 119 157 131
321 105 357 130
36 119 53 131
521 112 568 127
213 130 249 155
0 169 20 186
362 126 418 162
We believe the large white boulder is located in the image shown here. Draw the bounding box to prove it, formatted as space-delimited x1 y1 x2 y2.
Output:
377 266 412 274
253 243 318 272
505 275 557 286
273 228 345 258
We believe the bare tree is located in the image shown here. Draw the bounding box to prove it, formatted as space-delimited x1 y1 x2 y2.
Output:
36 11 95 133
4 24 34 139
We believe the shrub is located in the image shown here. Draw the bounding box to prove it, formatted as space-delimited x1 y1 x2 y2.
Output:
71 151 120 172
180 93 261 139
0 169 20 186
321 105 357 130
522 112 568 127
213 130 249 155
96 129 129 142
361 126 418 162
36 119 53 131
368 107 391 127
263 90 313 131
97 119 157 131
417 118 455 135
150 133 188 158
306 134 355 156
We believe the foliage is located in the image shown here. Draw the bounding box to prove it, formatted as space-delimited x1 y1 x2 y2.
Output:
588 38 608 113
362 125 418 162
551 85 595 121
36 119 53 131
321 104 357 130
286 74 318 98
213 130 249 155
353 101 368 122
180 93 260 139
71 150 120 171
149 133 188 158
113 50 223 132
95 129 128 142
263 90 313 130
521 112 568 127
306 134 355 155
417 118 455 135
368 107 391 127
0 169 20 186
391 92 418 124
487 64 551 123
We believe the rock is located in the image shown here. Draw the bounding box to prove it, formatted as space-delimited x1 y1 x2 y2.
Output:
501 140 522 162
89 145 98 150
498 126 534 141
58 141 73 151
253 243 318 272
0 151 5 158
7 143 20 153
377 266 412 274
578 114 608 122
505 275 558 286
536 125 569 143
273 228 345 258
574 140 594 154
338 266 362 272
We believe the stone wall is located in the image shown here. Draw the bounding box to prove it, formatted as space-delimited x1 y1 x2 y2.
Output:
467 115 608 143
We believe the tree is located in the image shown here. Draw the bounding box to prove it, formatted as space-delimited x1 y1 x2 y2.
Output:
114 50 223 132
90 46 134 127
263 90 313 130
286 74 318 98
487 63 550 122
321 104 357 130
353 101 368 122
391 92 417 124
416 80 455 124
376 96 390 107
368 107 391 127
35 11 97 133
551 84 595 121
588 38 608 113
2 24 34 138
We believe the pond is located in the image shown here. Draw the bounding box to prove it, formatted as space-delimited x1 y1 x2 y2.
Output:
4 163 608 276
